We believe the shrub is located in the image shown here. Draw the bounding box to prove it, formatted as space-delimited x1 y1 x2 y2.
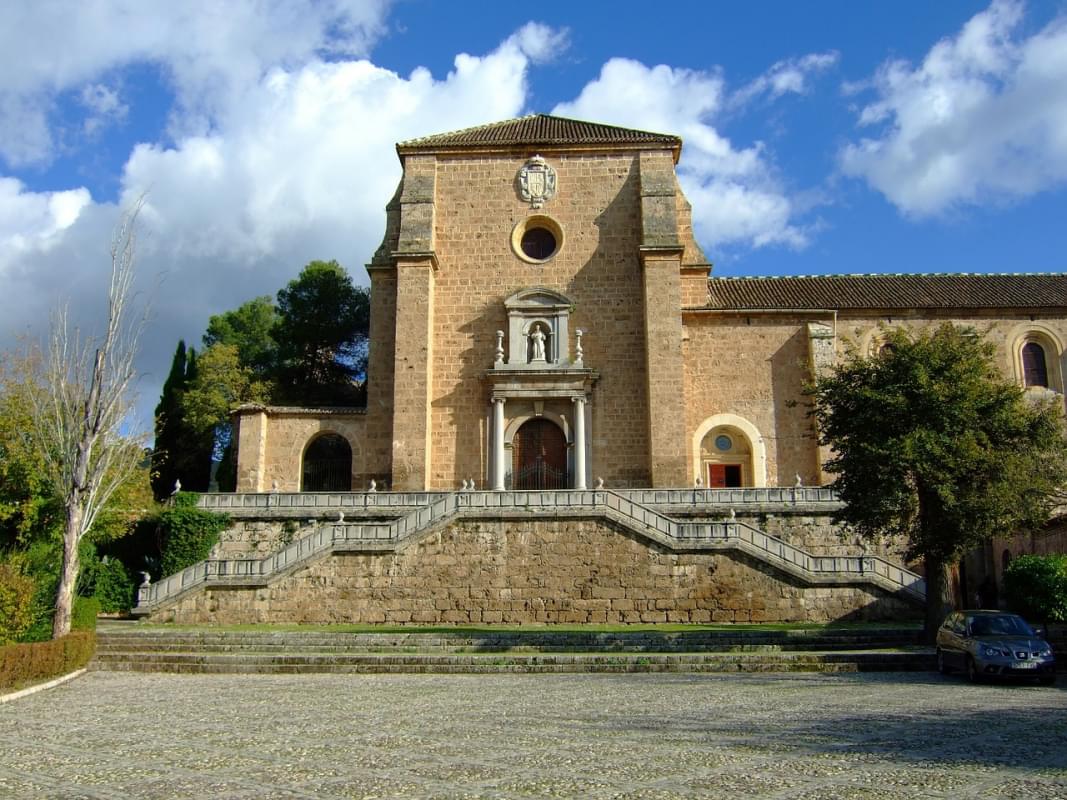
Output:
18 538 60 642
158 492 230 576
1004 554 1067 623
71 596 100 631
0 631 96 692
0 562 36 644
94 556 135 613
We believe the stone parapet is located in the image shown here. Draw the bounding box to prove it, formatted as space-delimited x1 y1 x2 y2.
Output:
137 490 924 620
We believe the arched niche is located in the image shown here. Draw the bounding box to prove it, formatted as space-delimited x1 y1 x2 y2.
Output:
301 433 353 492
691 414 768 488
502 287 573 366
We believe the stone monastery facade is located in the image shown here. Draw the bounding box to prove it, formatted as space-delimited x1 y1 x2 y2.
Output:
135 116 1067 625
232 115 1067 497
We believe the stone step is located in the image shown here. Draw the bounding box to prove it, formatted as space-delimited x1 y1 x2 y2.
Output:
92 640 918 654
94 629 922 651
89 649 935 675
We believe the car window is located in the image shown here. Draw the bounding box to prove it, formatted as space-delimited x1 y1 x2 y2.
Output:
968 615 1034 636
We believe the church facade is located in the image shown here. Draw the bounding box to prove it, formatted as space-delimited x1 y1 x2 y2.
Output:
134 116 1067 625
231 115 1067 498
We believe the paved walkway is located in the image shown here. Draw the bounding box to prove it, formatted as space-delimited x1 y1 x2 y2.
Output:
1 671 1065 799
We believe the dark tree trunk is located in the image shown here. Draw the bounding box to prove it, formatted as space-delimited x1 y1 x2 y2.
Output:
923 556 954 643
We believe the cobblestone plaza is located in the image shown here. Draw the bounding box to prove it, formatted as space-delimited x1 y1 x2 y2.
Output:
2 671 1066 798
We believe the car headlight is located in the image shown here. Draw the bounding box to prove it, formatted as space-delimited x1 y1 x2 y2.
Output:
982 646 1001 657
1037 648 1052 657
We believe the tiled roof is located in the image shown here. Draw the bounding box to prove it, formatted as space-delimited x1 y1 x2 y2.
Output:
704 273 1067 310
398 114 680 152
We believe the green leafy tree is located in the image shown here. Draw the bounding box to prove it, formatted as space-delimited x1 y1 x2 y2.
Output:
1003 554 1067 624
0 561 36 643
0 353 61 549
179 343 270 488
272 260 369 405
809 324 1067 640
203 296 279 379
180 344 269 434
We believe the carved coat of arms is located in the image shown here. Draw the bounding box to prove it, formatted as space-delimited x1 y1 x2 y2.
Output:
518 155 557 209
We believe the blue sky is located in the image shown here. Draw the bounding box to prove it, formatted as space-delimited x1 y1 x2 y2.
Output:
1 0 1066 429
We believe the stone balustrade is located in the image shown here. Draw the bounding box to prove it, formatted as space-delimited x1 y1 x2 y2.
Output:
135 489 924 614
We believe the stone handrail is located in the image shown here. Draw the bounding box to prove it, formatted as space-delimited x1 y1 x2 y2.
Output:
596 492 925 601
139 494 463 607
620 486 839 506
199 491 448 511
197 486 843 514
137 489 923 612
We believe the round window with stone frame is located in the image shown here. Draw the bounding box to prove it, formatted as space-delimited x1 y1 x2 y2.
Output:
714 434 733 452
511 215 564 264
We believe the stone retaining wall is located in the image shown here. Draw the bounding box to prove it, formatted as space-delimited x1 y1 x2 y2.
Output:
153 517 918 625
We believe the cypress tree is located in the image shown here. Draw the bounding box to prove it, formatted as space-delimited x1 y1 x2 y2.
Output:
150 341 189 499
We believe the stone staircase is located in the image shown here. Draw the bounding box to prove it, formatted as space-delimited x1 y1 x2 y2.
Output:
133 489 926 616
91 624 934 675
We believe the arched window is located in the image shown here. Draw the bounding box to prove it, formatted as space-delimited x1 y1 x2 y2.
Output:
301 434 352 492
1022 342 1049 388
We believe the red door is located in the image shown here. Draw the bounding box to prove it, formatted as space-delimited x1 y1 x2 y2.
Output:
707 464 742 488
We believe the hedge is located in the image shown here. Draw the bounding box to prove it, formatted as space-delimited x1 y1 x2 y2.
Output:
72 596 101 631
0 631 96 693
158 493 231 577
1004 554 1067 623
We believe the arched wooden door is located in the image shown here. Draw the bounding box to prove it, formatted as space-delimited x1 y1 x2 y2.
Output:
512 418 568 489
301 434 352 491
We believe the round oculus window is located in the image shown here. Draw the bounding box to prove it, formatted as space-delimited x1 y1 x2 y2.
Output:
714 435 733 452
511 215 564 264
521 227 556 260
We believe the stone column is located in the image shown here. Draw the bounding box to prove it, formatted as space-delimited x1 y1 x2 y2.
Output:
572 396 587 490
233 406 268 492
492 397 506 490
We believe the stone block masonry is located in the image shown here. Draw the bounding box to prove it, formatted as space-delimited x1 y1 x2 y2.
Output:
153 517 917 625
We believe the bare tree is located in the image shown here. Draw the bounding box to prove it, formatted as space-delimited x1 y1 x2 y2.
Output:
32 202 147 638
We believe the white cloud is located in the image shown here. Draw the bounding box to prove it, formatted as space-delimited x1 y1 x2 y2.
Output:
0 0 391 166
732 52 839 106
0 25 552 429
80 83 129 135
509 22 570 65
0 13 829 434
840 0 1067 216
552 58 810 248
0 178 91 274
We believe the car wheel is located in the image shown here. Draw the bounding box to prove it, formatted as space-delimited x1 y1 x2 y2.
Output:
966 656 981 683
936 648 950 675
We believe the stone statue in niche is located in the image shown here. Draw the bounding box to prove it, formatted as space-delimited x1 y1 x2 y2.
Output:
528 323 548 363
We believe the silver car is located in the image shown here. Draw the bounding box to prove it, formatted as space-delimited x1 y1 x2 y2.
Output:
936 610 1056 684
